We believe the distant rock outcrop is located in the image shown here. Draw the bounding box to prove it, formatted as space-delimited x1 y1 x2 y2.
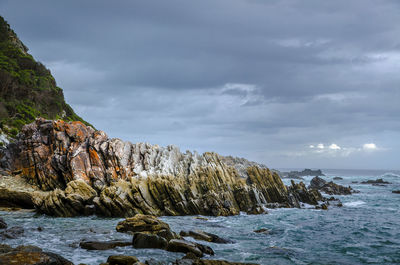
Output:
280 169 325 179
1 118 324 217
309 176 354 195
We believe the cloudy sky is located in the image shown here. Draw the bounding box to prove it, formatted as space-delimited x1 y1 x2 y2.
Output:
2 0 400 169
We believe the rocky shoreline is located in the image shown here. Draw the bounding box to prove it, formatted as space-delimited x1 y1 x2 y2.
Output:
0 119 328 217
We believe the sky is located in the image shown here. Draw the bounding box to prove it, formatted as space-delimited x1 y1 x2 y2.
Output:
1 0 400 170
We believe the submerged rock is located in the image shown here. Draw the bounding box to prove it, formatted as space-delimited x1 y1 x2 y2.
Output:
392 190 400 194
253 228 269 234
174 258 259 265
309 177 354 195
3 119 326 217
0 217 7 229
333 177 343 180
0 226 24 239
166 239 214 257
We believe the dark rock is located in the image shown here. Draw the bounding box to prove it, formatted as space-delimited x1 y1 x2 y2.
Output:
0 188 35 209
288 180 322 205
0 226 24 239
0 244 13 254
0 217 7 229
254 228 269 234
0 245 73 265
321 204 328 210
107 255 139 265
79 240 131 250
392 190 400 194
246 205 266 215
333 177 343 180
166 240 204 257
180 230 233 244
352 181 358 184
37 226 43 231
361 178 391 185
133 232 168 249
309 177 354 195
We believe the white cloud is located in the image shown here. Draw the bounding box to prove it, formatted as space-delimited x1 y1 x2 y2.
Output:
317 143 324 149
363 143 377 150
309 144 315 148
329 143 341 150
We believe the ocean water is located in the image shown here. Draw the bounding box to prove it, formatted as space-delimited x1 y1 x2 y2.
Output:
1 170 400 265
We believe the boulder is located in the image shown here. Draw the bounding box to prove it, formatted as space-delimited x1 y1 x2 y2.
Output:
79 240 131 250
392 190 400 194
253 228 269 234
116 214 177 241
180 230 233 244
132 232 168 249
106 255 139 265
166 239 208 257
0 217 7 229
0 244 73 265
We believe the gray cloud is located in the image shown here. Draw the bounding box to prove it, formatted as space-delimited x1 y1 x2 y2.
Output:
1 0 400 169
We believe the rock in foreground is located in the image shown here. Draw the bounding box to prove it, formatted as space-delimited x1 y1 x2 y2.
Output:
0 244 73 265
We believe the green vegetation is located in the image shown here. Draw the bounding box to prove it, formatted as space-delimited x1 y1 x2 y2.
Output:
0 16 91 141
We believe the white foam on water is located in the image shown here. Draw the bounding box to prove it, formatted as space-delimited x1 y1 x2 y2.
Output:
344 200 366 207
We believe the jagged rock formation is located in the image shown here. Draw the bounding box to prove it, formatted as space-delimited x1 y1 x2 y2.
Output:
309 176 354 195
2 118 323 217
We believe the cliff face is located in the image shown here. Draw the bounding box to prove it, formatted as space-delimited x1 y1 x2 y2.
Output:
0 16 90 144
2 118 322 217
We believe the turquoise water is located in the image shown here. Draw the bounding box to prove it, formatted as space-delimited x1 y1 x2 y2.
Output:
1 170 400 265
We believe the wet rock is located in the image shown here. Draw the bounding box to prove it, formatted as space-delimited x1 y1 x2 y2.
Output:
0 226 24 239
116 214 178 241
0 217 7 229
392 190 400 194
254 228 269 234
0 244 13 254
333 177 343 180
37 226 43 231
246 205 266 215
180 230 233 244
194 217 208 221
361 178 391 185
321 204 328 210
309 177 353 195
132 232 168 249
288 180 322 205
106 255 139 265
0 244 73 265
166 239 214 257
79 240 131 250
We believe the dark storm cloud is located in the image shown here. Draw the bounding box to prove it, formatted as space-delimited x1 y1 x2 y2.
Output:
1 0 400 169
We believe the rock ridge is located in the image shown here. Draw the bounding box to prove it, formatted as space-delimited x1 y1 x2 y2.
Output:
2 118 323 217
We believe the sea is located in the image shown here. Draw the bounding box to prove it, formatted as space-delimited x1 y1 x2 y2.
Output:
1 169 399 265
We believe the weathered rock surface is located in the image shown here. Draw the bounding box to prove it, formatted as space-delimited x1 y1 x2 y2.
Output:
180 230 233 244
132 232 168 249
79 240 131 250
166 239 214 257
2 119 324 217
0 244 73 265
309 177 354 195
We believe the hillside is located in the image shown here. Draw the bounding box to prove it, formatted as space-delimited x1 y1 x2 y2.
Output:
0 15 90 145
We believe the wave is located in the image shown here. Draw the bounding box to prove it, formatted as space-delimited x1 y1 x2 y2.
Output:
344 201 366 207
